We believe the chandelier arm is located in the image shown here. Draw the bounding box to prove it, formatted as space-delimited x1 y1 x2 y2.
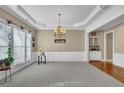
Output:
54 13 66 38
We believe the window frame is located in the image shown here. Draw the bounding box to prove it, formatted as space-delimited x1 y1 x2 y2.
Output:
25 30 32 61
0 18 32 65
0 18 12 60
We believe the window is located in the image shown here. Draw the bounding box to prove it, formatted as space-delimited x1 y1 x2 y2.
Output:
26 31 32 61
0 18 32 65
13 27 25 65
0 22 10 60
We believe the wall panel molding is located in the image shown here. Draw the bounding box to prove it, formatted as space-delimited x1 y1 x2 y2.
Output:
113 53 124 67
36 52 85 62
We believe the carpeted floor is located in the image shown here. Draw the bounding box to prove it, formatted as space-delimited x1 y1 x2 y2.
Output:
0 62 124 87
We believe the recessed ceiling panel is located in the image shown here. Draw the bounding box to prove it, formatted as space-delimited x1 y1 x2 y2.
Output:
21 5 96 29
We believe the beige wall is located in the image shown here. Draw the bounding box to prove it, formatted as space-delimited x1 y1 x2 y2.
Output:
103 22 124 54
36 30 85 52
94 22 124 60
0 8 85 52
0 8 36 51
113 23 124 53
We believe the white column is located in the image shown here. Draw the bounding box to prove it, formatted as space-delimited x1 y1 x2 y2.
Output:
84 31 89 62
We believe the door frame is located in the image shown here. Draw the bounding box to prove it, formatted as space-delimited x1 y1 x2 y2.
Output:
104 30 114 61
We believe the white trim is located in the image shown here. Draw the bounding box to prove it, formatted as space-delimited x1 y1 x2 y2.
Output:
84 32 89 62
104 30 115 61
113 53 124 67
36 52 85 62
0 5 41 30
103 60 112 62
100 59 112 62
74 5 102 27
89 51 102 60
86 6 124 32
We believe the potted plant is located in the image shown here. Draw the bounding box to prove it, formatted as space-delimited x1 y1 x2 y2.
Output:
5 47 14 66
0 47 14 69
0 33 14 69
0 59 5 69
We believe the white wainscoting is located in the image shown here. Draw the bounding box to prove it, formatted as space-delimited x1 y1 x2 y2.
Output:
113 53 124 67
36 52 85 62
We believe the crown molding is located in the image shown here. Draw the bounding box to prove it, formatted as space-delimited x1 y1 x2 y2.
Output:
0 5 46 30
85 6 124 33
74 5 102 27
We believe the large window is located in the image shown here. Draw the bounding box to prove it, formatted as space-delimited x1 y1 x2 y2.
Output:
0 19 32 65
0 22 10 60
26 31 32 61
13 27 26 65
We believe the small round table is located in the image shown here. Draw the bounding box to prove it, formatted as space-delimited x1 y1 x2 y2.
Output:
0 66 12 82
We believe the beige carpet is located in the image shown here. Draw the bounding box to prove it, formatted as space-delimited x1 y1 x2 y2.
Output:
0 62 124 87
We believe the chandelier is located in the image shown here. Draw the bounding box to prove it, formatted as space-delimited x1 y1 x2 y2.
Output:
54 13 66 38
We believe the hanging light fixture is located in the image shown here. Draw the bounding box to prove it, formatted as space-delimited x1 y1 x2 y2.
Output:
54 13 66 38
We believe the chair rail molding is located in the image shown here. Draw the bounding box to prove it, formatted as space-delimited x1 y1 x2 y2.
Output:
35 51 85 62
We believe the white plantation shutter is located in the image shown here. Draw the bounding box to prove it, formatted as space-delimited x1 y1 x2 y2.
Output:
0 18 32 65
0 22 10 59
13 27 25 65
26 31 31 61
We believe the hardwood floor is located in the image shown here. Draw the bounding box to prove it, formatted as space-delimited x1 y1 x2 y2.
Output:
89 61 124 83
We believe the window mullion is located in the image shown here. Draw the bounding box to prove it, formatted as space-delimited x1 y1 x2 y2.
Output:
25 31 27 62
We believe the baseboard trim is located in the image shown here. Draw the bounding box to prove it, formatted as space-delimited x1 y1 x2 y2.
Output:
101 60 112 62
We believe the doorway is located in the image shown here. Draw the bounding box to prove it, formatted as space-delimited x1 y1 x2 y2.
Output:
104 31 114 62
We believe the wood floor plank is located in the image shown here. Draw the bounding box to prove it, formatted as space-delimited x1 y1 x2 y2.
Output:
89 61 124 83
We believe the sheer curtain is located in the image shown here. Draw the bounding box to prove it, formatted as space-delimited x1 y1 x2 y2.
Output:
13 27 25 65
0 22 10 60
